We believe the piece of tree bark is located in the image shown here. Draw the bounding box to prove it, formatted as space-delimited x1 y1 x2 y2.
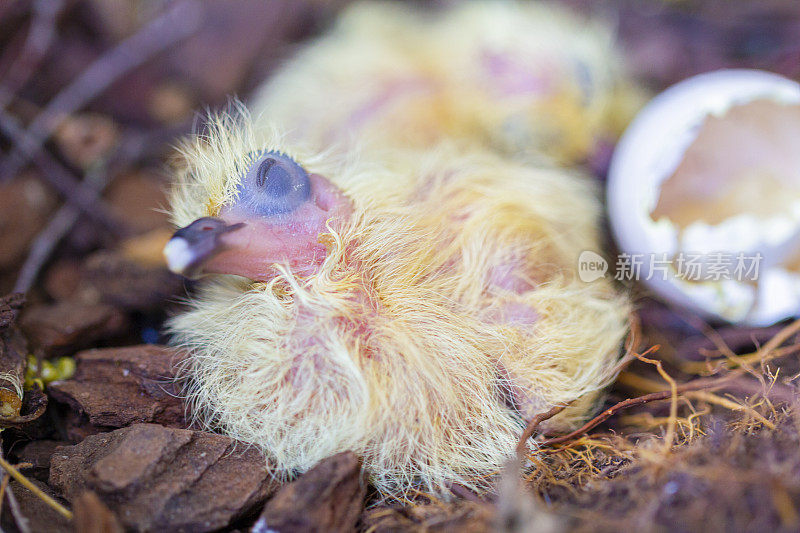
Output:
50 423 280 532
19 300 128 357
73 491 124 533
0 293 48 427
252 452 366 533
48 345 188 437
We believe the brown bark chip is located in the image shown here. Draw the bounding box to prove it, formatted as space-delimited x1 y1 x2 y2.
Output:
0 292 25 331
0 480 72 533
0 293 48 426
50 424 280 532
48 345 188 434
252 452 366 533
0 300 27 419
79 250 184 313
19 300 129 357
73 491 125 533
361 501 495 533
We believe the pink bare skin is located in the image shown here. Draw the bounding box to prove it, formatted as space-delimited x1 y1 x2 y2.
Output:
207 174 352 279
164 170 353 281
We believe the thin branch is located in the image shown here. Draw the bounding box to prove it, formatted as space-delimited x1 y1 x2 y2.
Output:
541 373 742 447
1 0 202 181
685 390 775 429
516 404 568 458
0 0 64 110
682 320 800 374
634 348 678 452
757 319 800 359
0 108 125 235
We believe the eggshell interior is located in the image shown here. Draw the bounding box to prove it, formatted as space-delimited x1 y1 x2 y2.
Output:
607 69 800 325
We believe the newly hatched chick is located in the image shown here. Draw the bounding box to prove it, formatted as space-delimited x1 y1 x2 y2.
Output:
164 108 629 496
425 1 640 163
254 1 640 164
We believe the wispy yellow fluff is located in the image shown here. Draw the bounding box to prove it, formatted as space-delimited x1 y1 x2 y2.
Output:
253 1 642 163
166 0 632 499
168 114 628 497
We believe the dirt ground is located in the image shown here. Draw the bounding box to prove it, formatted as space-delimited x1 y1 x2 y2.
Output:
1 1 800 532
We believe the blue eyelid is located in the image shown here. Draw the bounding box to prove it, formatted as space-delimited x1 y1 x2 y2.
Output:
236 151 311 216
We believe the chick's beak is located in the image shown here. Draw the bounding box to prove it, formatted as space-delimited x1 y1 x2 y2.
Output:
163 217 245 278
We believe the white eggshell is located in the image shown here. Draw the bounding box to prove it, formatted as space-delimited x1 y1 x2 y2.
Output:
607 69 800 325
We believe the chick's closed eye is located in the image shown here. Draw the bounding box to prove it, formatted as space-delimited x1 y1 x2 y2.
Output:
237 151 311 216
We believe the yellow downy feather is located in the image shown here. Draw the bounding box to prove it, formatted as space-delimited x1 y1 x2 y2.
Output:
167 1 633 498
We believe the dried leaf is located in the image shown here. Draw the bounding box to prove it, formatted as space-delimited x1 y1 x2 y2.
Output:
0 293 44 426
0 383 48 427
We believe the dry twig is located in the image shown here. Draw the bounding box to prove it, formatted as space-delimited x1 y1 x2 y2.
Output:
683 319 800 374
541 372 742 447
516 404 568 458
634 348 679 451
1 0 202 181
0 0 65 110
0 108 124 234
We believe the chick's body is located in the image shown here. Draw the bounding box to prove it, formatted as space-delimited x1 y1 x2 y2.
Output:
166 1 630 497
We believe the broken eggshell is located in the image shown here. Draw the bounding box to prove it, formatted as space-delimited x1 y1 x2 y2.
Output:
607 69 800 326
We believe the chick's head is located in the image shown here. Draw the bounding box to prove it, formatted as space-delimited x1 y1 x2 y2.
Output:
165 108 353 281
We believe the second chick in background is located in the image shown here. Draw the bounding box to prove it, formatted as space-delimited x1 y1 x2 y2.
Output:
254 1 641 164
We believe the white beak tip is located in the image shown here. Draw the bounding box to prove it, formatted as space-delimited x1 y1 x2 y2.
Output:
163 237 194 275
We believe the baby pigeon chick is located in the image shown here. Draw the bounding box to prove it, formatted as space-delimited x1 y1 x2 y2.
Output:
164 110 629 497
425 1 640 164
254 1 640 163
